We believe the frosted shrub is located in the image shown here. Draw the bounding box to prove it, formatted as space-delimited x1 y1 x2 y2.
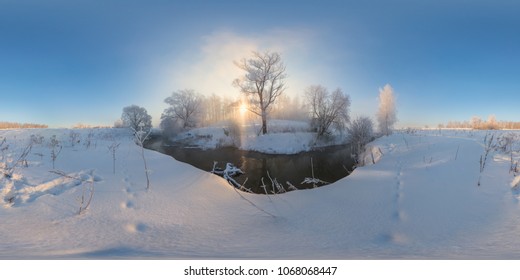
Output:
347 116 374 157
223 119 241 147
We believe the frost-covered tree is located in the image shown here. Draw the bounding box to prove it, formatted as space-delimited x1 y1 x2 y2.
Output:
233 50 287 134
470 116 482 130
202 93 223 126
121 105 152 133
159 116 181 138
486 114 498 130
270 94 307 120
376 84 397 136
305 85 350 137
347 116 374 154
113 119 124 128
162 89 203 129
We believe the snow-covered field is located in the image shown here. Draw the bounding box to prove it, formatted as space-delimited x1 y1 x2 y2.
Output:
1 127 520 259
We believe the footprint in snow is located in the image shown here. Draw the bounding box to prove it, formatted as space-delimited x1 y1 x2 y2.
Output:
378 232 409 245
393 210 407 222
125 222 147 233
120 200 135 210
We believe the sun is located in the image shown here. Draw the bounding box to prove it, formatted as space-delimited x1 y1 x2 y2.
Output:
239 102 248 116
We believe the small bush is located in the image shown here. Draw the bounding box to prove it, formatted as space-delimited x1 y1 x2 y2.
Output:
347 116 374 156
224 120 241 147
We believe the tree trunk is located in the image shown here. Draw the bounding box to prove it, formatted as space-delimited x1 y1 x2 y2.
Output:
261 109 268 134
261 117 267 134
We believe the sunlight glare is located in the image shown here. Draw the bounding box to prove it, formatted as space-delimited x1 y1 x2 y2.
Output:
239 102 248 116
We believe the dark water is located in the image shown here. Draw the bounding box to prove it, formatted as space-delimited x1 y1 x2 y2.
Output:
145 137 356 194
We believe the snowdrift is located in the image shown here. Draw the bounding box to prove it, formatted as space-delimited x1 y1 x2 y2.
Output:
1 128 520 259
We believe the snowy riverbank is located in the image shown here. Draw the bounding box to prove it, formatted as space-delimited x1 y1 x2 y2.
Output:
1 128 520 259
170 119 348 154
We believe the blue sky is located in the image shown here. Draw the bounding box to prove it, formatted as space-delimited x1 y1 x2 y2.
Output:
1 0 519 128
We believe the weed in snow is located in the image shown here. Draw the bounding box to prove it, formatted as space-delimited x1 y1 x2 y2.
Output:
478 133 495 186
300 157 328 188
132 128 151 190
69 131 80 147
50 170 96 215
49 135 62 170
107 141 121 175
1 141 32 179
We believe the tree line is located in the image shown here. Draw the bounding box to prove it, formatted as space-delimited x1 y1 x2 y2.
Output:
438 115 520 130
119 50 398 154
0 122 48 129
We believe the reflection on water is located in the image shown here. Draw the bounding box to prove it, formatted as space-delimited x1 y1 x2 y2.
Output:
146 137 356 194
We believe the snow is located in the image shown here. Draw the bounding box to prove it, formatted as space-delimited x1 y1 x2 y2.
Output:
511 176 520 188
1 127 520 259
171 119 348 154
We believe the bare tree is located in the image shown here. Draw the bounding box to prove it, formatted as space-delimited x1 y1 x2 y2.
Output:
162 89 203 129
376 84 397 136
233 50 287 134
305 85 350 137
121 105 152 133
